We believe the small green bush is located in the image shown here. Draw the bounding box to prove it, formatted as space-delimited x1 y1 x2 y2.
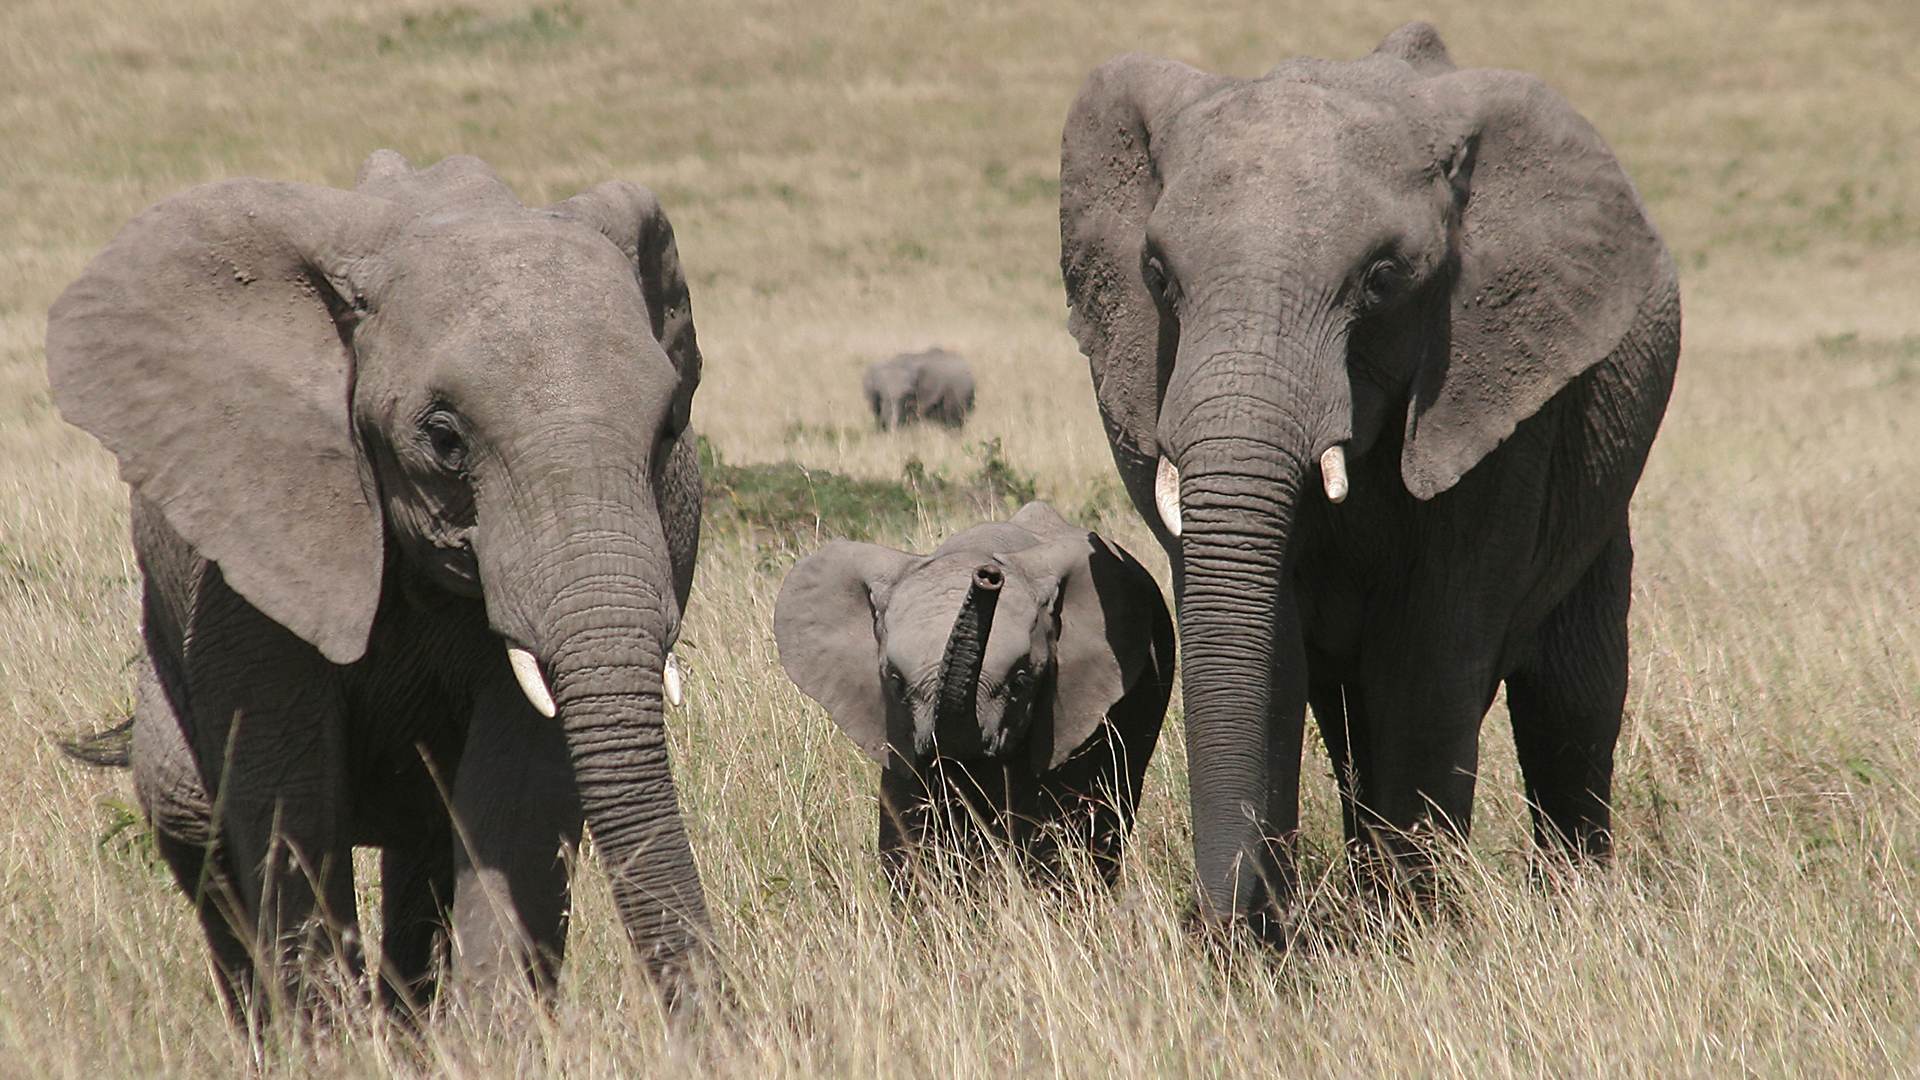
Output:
699 436 1042 547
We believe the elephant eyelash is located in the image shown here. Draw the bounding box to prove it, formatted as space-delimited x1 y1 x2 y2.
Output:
420 410 470 471
1141 254 1178 306
1359 256 1412 306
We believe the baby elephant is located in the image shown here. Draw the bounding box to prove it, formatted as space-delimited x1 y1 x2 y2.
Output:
775 501 1173 884
863 347 975 429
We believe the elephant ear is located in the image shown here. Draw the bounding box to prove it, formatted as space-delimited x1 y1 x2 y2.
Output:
1402 68 1676 500
774 540 921 763
547 182 707 607
1061 54 1236 468
1009 530 1174 773
545 182 703 425
46 179 391 665
1370 21 1456 76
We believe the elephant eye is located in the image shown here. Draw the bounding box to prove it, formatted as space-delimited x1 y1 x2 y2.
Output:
887 669 910 699
421 411 469 471
1142 254 1178 306
1009 669 1035 695
1360 257 1411 305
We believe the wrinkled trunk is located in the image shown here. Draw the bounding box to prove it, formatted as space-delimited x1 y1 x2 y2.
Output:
933 566 1003 758
1161 299 1347 928
1174 440 1308 924
482 454 709 990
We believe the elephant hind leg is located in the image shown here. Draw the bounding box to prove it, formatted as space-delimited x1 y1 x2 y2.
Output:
1504 528 1632 863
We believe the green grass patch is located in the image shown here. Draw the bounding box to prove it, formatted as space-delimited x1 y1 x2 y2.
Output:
699 435 1039 546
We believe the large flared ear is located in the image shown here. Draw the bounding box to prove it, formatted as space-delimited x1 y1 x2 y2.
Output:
46 179 390 665
1009 529 1174 773
774 540 921 763
545 182 702 427
1401 68 1678 499
1060 54 1235 467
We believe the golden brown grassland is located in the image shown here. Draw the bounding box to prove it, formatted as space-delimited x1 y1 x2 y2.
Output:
4 0 1920 1074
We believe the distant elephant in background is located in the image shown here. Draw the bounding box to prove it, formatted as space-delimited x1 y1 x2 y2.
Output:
774 502 1174 883
863 347 976 429
1060 24 1679 931
46 152 711 1019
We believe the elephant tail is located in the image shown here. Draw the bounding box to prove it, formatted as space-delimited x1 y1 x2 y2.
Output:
59 716 133 769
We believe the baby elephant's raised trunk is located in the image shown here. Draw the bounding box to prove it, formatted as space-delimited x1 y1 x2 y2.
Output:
933 565 1003 754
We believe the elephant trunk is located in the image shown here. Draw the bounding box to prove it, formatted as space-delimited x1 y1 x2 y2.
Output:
1170 439 1308 924
1159 304 1349 927
481 458 709 991
933 565 1004 758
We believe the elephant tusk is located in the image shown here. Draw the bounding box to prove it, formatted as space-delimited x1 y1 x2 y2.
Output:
1155 455 1183 538
1321 445 1349 504
507 647 557 718
663 652 685 708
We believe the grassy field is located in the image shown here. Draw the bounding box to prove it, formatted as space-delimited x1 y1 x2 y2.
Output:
4 0 1920 1075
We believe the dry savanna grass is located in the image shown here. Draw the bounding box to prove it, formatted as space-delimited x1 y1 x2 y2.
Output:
3 0 1920 1075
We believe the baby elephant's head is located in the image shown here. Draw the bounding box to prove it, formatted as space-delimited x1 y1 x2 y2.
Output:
775 512 1162 776
873 555 1055 762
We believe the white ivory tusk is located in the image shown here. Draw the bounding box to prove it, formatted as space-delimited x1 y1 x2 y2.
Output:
663 653 685 708
507 647 557 718
1321 445 1349 504
1155 455 1183 538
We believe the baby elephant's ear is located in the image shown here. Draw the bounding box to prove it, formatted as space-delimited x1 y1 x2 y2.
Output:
1013 531 1174 772
774 540 920 763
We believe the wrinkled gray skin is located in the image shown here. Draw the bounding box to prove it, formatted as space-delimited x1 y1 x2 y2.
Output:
46 153 711 1020
774 502 1174 883
1060 24 1679 932
863 347 976 429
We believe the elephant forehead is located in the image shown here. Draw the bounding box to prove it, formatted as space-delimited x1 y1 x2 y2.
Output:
1164 79 1443 199
365 218 672 398
384 213 641 312
881 562 1048 679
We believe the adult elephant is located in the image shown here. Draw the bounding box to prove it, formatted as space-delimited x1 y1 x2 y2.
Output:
1059 24 1678 931
46 152 710 1017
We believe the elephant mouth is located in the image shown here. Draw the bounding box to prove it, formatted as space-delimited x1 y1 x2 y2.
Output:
504 641 685 717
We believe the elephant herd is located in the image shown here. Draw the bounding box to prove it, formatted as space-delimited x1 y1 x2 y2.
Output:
45 24 1678 1022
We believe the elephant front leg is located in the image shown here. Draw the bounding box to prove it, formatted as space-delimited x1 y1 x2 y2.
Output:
378 839 454 1017
1504 528 1631 863
1305 666 1363 850
1345 648 1495 901
168 591 360 1022
448 678 583 1001
877 764 930 892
